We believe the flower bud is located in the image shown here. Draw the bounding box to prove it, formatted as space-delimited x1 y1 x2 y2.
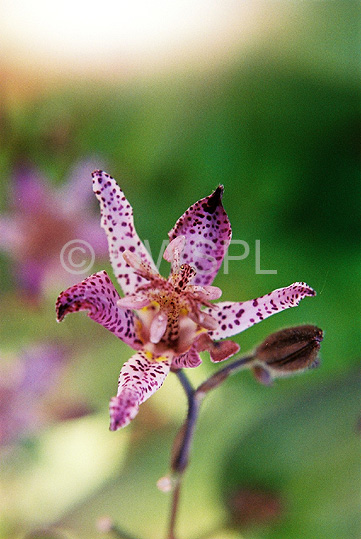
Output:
252 325 323 384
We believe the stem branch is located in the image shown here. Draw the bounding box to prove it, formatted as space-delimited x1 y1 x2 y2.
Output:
196 354 255 394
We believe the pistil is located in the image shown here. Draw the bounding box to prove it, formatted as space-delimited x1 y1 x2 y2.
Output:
118 243 220 357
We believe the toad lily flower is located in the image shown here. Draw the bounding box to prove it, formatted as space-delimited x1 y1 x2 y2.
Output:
56 171 316 430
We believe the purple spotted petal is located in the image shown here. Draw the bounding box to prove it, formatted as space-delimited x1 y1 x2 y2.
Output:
196 333 240 362
205 282 316 340
171 344 203 369
92 170 157 295
56 271 141 349
109 390 140 431
109 351 171 430
168 186 232 286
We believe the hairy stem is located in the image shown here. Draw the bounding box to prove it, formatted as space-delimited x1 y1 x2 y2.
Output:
166 353 255 539
167 370 199 539
171 371 202 473
196 354 255 394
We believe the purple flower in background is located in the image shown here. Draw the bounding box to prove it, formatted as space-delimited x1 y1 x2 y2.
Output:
0 343 90 446
0 160 108 301
56 171 315 430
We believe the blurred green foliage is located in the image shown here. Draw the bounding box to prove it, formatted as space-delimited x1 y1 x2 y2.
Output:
0 2 360 539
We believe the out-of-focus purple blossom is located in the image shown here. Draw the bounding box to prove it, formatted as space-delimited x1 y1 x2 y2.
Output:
0 160 108 302
0 343 91 446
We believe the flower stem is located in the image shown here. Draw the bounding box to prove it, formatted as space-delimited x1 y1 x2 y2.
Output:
167 353 255 539
167 370 200 538
175 368 195 403
196 354 255 394
171 371 202 473
167 479 182 539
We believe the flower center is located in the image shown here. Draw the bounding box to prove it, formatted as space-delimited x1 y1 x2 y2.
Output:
171 263 197 293
118 238 221 358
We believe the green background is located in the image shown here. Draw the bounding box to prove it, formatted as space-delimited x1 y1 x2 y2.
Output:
0 2 360 539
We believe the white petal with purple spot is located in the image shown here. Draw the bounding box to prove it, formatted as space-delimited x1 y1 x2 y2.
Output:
110 351 171 430
168 186 231 287
205 282 316 339
92 170 158 295
56 271 141 349
171 345 203 369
